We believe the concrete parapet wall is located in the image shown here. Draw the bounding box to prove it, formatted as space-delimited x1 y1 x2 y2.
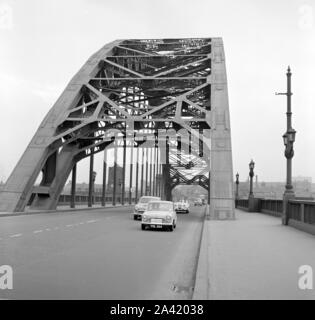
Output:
193 207 210 299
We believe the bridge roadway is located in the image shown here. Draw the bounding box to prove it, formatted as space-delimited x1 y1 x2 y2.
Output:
0 205 205 299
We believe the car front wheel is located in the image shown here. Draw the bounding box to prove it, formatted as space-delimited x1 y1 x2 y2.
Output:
141 224 146 230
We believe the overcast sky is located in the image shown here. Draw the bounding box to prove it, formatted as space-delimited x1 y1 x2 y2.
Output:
0 0 314 185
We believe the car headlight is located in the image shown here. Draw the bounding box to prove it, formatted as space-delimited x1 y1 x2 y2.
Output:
142 215 149 222
166 215 172 222
135 205 139 211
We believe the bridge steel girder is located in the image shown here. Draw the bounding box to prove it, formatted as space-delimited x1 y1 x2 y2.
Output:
0 38 235 219
0 39 120 212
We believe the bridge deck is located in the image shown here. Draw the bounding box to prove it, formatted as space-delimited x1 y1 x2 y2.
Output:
194 209 315 300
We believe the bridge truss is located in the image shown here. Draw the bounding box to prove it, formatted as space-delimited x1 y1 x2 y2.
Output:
0 38 235 219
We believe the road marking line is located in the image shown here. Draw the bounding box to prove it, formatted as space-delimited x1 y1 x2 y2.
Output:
66 224 74 227
45 228 51 231
79 222 85 225
33 230 43 233
86 220 98 223
10 233 22 238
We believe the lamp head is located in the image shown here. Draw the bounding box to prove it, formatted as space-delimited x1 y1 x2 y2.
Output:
283 132 288 146
287 128 296 143
249 159 255 170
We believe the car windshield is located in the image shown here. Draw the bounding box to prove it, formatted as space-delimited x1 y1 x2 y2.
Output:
147 202 173 211
139 197 157 203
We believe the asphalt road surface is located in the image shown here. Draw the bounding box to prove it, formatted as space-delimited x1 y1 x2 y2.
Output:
0 205 205 299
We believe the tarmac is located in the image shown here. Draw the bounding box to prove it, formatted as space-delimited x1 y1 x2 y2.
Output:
2 204 315 299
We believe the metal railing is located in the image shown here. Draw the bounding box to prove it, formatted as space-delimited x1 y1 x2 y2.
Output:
288 200 315 224
236 197 315 235
236 198 282 217
235 199 249 210
260 199 283 217
57 193 136 205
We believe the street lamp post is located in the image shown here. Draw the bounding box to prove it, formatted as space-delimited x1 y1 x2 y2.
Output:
248 160 255 198
235 173 239 200
235 173 239 208
118 178 122 204
92 171 97 205
276 66 296 225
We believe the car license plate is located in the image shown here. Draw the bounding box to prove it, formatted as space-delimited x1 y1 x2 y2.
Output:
152 225 162 228
151 218 162 224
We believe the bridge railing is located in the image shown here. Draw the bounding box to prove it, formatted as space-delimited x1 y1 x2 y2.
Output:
260 199 283 217
58 193 136 205
287 200 315 235
236 198 315 235
235 199 249 211
236 198 282 217
27 193 136 206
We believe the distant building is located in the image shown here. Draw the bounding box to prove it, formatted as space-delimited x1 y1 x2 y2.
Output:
237 181 284 199
107 165 123 191
293 176 312 183
237 176 314 199
292 176 312 194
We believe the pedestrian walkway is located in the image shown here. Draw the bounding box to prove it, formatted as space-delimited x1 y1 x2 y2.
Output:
194 209 315 300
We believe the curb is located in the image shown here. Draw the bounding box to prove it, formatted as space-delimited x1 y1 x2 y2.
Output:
0 204 133 218
192 205 210 300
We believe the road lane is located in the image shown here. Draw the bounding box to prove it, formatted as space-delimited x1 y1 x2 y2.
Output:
0 205 205 299
0 206 127 238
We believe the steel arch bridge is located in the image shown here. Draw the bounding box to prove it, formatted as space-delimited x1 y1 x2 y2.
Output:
0 38 235 219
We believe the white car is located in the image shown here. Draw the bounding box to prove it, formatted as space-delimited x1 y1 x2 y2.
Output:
141 201 177 231
194 198 203 206
133 196 161 220
174 200 189 214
